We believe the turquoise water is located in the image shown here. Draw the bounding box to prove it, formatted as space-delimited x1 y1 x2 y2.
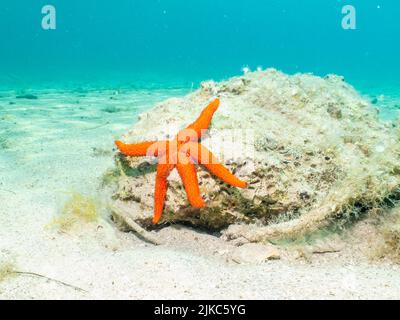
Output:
0 1 399 198
0 1 399 90
0 1 399 191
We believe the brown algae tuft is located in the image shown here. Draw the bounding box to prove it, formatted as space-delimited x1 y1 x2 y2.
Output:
50 192 99 232
0 260 17 283
374 206 400 263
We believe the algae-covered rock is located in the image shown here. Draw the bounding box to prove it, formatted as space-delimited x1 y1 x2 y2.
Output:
110 69 400 241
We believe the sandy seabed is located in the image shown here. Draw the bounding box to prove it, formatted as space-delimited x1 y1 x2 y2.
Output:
1 82 400 299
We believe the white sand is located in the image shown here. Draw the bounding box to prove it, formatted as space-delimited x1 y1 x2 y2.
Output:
1 87 400 299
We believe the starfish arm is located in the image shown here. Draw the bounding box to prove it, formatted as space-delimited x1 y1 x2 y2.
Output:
153 159 175 224
184 142 247 188
115 140 160 157
185 98 220 141
176 153 205 208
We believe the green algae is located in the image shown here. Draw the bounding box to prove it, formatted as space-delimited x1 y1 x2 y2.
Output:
0 133 10 150
49 192 99 232
0 260 16 283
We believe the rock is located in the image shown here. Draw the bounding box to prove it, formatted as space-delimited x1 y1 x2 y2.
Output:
110 69 400 241
229 243 280 264
306 235 346 254
16 94 38 100
102 106 121 113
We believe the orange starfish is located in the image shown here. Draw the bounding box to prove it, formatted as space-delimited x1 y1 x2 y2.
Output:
115 98 247 224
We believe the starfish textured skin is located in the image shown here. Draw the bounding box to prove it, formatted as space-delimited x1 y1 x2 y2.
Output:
115 98 247 224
